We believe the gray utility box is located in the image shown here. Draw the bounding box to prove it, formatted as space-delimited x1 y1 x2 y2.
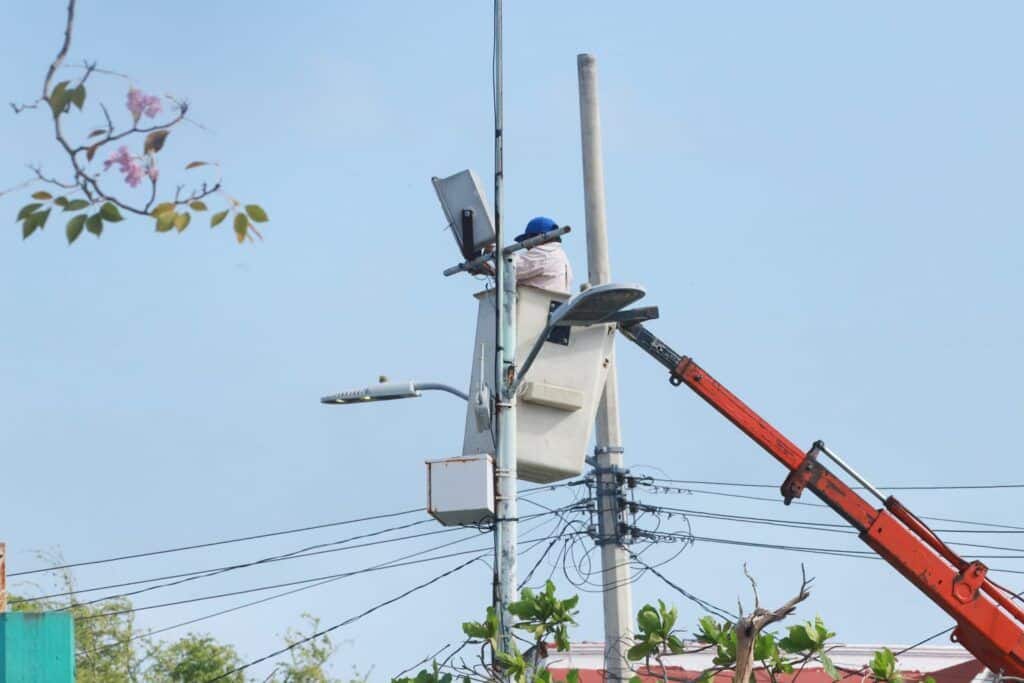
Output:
462 286 615 483
426 455 494 526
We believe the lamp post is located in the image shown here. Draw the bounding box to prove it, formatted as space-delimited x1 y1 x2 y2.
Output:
320 381 468 405
323 281 647 671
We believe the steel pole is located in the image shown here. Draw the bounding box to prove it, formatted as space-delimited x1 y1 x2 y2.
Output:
492 0 518 669
578 52 634 681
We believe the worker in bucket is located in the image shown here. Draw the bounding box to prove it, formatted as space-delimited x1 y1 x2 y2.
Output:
477 216 573 294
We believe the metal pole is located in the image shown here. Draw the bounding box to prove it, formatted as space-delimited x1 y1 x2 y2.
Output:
578 52 634 681
492 0 518 668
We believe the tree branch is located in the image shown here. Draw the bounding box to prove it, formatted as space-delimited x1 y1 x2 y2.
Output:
734 566 814 683
42 0 76 99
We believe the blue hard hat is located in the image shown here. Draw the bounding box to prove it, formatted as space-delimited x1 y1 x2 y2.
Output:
514 216 560 243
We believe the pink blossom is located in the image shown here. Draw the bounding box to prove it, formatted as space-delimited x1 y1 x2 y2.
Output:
104 145 145 188
126 88 163 121
146 165 159 182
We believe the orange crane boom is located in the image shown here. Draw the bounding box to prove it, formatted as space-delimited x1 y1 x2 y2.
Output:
618 320 1024 677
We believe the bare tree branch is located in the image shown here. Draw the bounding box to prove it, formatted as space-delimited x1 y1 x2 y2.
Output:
42 0 76 99
734 566 814 683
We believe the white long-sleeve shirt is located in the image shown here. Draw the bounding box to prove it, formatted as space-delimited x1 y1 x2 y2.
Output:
514 242 573 294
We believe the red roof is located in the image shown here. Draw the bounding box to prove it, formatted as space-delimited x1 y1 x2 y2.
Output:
551 657 986 683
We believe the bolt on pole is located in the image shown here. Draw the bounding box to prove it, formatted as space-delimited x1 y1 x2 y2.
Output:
578 52 635 681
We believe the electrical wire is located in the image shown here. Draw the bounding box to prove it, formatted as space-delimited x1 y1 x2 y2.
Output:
627 549 735 621
65 509 580 621
78 523 583 657
646 484 1024 532
15 506 577 608
646 477 1024 492
14 518 442 606
637 502 1024 555
204 555 485 682
9 507 425 577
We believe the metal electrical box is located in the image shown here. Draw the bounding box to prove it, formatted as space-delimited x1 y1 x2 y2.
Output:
431 170 496 259
426 455 495 527
462 286 615 483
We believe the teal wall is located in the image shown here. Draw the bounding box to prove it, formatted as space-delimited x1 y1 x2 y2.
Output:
0 612 75 682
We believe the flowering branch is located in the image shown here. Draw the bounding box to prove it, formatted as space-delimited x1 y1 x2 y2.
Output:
8 0 268 245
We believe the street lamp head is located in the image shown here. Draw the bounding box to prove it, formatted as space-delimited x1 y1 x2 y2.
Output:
320 380 421 405
511 283 647 393
552 283 646 327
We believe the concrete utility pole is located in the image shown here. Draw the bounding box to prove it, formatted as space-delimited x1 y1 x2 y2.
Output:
577 53 634 681
492 0 519 664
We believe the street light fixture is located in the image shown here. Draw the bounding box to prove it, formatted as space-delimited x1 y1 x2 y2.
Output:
512 282 645 392
320 380 468 405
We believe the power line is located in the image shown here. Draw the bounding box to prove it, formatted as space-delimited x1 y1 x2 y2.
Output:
64 510 580 620
646 477 1024 492
9 508 425 577
77 525 583 657
204 555 484 682
15 506 579 607
640 481 1024 531
76 547 486 621
835 626 956 682
15 518 443 606
640 530 1024 576
68 519 451 608
638 503 1024 555
627 550 735 622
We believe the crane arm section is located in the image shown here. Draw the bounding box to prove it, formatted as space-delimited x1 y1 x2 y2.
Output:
618 321 1024 678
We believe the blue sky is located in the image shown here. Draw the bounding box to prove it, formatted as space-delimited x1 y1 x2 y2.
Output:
2 1 1023 678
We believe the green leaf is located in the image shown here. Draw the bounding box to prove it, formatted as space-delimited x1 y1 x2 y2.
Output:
185 161 210 170
86 213 103 237
626 642 656 662
754 633 778 661
156 211 176 233
234 212 248 242
31 191 53 200
697 616 723 644
637 606 661 634
667 634 685 655
63 199 89 212
629 677 643 683
66 214 86 244
174 212 191 232
210 209 229 227
245 204 268 222
780 623 817 653
33 208 51 229
99 202 124 222
49 81 71 116
22 208 50 239
151 202 175 217
820 652 840 681
54 196 69 208
17 203 42 221
70 84 86 110
461 621 490 639
189 200 208 211
871 648 897 681
566 670 580 683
